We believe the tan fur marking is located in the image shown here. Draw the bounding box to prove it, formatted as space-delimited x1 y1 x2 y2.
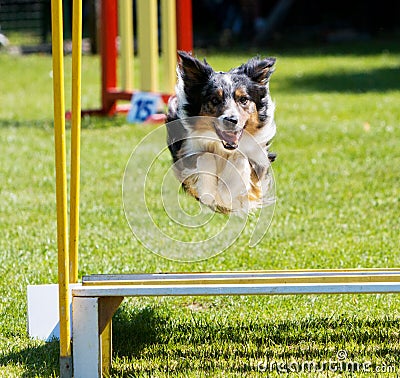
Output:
248 169 263 201
235 88 248 98
183 177 199 199
245 108 260 136
215 204 230 214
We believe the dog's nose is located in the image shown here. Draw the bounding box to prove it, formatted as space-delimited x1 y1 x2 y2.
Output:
223 116 238 125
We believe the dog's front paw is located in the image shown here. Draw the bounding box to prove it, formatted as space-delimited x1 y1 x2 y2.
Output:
199 192 216 208
196 153 218 209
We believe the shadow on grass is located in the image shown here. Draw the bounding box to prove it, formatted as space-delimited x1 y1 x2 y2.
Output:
278 66 400 93
112 306 160 357
2 307 399 376
0 339 59 378
111 305 400 375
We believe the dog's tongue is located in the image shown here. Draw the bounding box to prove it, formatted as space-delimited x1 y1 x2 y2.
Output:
220 130 240 145
216 129 243 149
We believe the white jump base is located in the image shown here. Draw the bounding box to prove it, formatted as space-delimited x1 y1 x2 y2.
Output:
72 270 400 378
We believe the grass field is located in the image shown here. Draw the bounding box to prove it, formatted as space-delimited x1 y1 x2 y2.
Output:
1 39 400 376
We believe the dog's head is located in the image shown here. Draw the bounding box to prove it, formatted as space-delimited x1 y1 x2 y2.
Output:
175 51 276 150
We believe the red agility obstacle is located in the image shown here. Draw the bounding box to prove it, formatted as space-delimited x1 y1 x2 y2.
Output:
83 0 193 116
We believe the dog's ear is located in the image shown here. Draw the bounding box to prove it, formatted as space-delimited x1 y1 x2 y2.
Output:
237 57 276 85
177 51 214 85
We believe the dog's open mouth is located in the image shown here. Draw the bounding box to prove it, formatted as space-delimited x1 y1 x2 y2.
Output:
214 126 244 150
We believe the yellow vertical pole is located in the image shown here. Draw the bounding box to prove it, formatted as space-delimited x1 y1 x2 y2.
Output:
101 322 113 376
119 0 134 90
69 0 82 284
137 0 158 92
51 0 71 376
161 0 177 93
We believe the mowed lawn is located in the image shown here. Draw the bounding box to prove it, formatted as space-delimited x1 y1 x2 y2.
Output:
0 40 399 377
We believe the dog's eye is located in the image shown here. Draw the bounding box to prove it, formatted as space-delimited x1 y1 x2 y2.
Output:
239 96 249 106
210 97 221 106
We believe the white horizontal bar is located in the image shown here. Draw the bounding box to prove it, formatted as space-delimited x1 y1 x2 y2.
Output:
83 270 400 283
72 282 400 297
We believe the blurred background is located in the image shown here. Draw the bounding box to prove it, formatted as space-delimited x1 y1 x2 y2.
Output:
1 0 399 52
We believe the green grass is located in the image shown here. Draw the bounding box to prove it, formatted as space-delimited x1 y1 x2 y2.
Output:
1 39 400 376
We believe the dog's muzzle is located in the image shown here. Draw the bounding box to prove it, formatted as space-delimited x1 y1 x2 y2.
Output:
214 117 243 150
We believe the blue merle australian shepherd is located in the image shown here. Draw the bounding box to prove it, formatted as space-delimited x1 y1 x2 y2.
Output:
166 51 277 214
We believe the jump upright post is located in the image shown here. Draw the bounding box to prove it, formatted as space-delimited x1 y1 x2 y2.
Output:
51 0 74 374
